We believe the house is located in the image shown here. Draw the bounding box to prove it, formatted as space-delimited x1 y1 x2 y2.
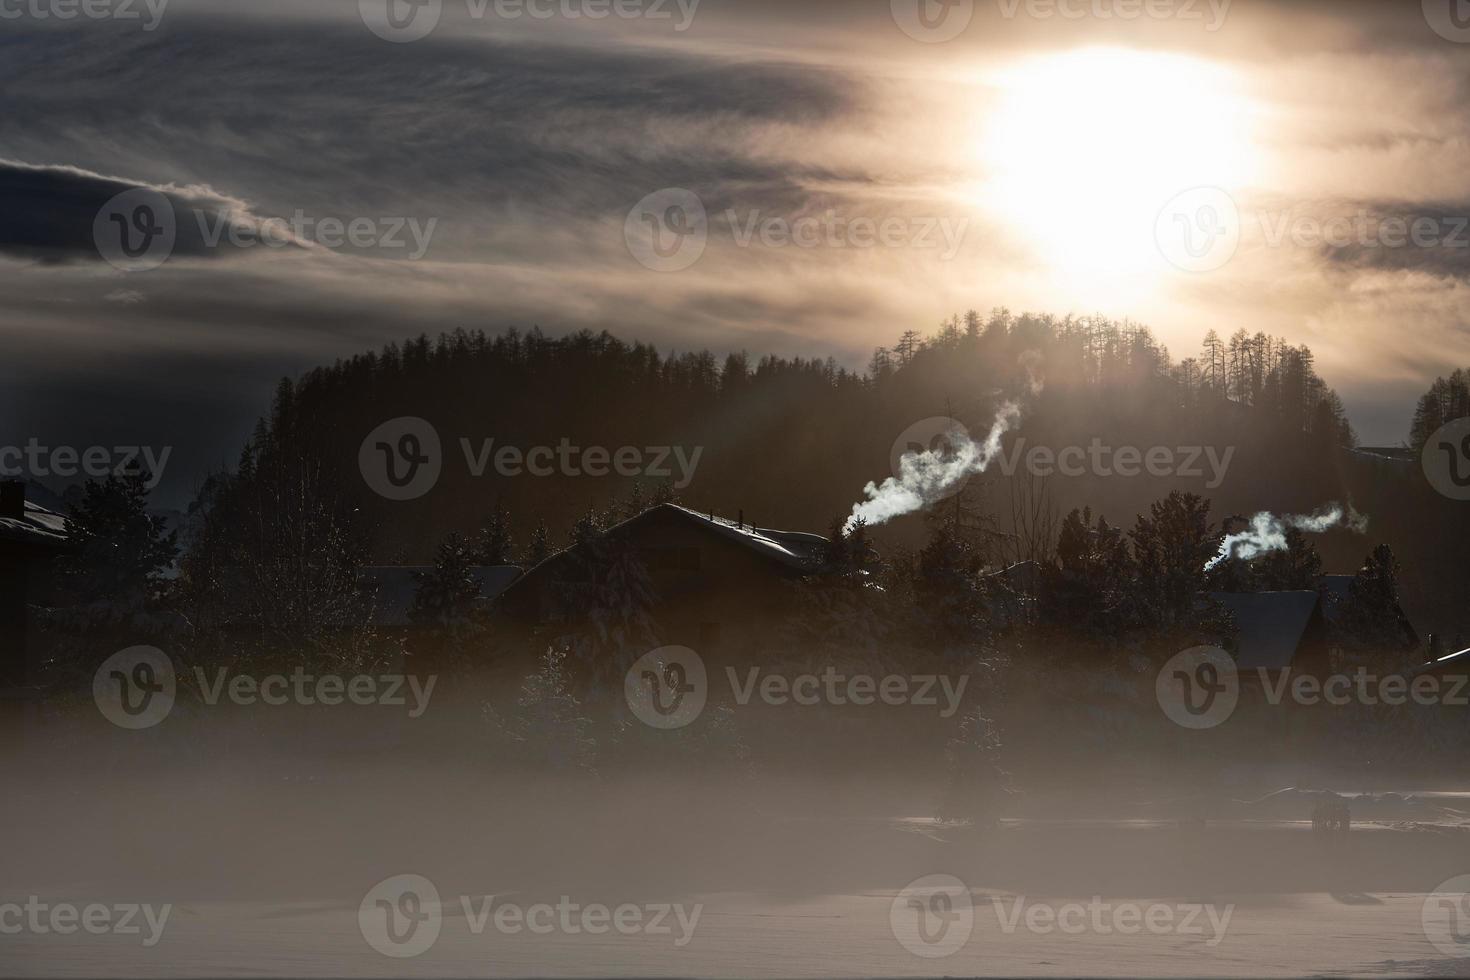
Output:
1208 590 1332 680
0 481 71 687
497 503 828 660
1207 572 1421 681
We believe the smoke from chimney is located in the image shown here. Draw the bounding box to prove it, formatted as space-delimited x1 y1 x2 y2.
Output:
846 401 1021 532
1203 502 1368 571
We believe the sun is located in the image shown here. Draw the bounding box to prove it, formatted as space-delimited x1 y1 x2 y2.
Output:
973 47 1261 296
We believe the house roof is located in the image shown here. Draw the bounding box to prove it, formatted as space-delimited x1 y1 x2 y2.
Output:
1347 447 1415 464
358 565 522 626
660 504 825 571
1210 590 1321 670
1421 645 1470 676
0 500 70 550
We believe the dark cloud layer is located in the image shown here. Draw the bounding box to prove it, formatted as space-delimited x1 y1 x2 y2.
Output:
1319 204 1470 279
0 159 269 264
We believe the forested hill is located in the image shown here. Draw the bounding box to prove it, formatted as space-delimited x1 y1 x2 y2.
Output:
194 310 1368 562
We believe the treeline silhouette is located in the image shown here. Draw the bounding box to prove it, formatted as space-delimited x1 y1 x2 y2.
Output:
1410 365 1470 450
192 310 1362 569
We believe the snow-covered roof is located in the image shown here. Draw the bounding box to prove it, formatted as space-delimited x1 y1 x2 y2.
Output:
1421 645 1470 676
662 504 824 570
0 499 70 550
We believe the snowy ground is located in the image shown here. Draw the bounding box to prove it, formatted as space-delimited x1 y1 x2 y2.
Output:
4 887 1469 978
5 732 1470 978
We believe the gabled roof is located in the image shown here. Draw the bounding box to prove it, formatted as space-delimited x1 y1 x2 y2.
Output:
660 504 824 571
0 500 70 550
1210 590 1321 670
1421 645 1470 676
358 565 522 626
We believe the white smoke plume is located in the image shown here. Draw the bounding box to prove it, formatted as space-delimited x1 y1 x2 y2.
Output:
1203 503 1369 571
846 401 1021 532
1017 349 1045 395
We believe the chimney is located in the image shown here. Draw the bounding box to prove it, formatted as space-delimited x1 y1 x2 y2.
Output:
0 481 23 520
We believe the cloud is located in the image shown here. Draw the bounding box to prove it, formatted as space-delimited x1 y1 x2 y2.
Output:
0 158 288 264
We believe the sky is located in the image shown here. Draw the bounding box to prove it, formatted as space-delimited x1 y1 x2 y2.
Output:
3 0 1469 503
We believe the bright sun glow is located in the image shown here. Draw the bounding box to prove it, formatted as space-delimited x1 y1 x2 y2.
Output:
975 47 1261 298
